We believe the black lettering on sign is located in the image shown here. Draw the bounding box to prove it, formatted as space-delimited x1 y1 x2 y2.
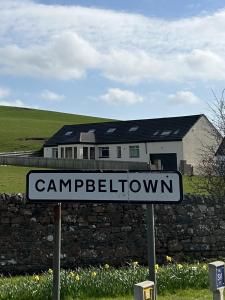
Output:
75 179 84 192
59 179 71 192
98 179 107 192
47 179 57 192
129 180 141 193
35 179 45 192
161 180 173 193
110 179 118 192
86 179 95 192
118 179 127 193
143 180 158 193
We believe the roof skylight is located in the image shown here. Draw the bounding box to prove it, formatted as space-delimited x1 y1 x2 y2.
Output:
153 131 159 136
65 131 73 136
88 129 96 133
129 126 139 132
106 128 116 133
173 129 180 134
161 130 172 136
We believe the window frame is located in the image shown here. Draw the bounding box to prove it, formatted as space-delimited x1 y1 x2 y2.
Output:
129 145 140 158
99 147 110 158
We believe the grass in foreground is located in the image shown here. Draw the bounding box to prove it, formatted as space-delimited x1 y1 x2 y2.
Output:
0 263 210 300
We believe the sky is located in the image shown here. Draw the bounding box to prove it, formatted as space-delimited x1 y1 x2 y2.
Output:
1 0 225 120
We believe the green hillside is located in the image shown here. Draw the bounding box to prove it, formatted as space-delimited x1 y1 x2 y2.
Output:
0 106 110 152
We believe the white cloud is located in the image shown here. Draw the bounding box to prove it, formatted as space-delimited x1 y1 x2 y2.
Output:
41 89 65 102
0 32 100 80
168 91 201 105
1 1 225 83
0 99 25 107
0 87 10 99
100 88 143 105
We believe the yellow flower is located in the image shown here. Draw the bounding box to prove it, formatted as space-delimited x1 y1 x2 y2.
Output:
202 264 207 270
166 255 172 263
69 271 75 277
132 261 139 267
75 275 80 281
91 271 97 278
104 264 110 269
155 264 159 272
177 264 183 269
34 275 40 282
48 268 53 275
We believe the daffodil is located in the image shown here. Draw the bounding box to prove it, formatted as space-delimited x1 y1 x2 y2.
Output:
69 271 75 277
155 264 159 272
91 271 97 278
166 255 172 263
34 275 40 282
202 264 207 270
177 264 183 269
48 268 53 275
132 261 139 267
104 264 110 269
75 274 80 281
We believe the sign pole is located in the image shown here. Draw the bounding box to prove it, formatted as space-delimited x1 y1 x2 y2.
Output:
53 203 61 300
146 203 156 300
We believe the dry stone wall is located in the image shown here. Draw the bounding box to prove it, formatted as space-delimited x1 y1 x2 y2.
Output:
0 193 224 274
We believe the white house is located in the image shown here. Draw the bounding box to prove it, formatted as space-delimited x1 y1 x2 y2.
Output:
44 114 220 174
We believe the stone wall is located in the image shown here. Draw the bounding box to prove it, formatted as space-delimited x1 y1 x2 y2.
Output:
0 193 224 274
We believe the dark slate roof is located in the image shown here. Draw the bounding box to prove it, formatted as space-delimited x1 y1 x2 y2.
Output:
215 138 225 156
44 114 204 147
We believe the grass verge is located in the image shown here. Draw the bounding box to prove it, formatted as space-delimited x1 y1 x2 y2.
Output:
0 263 210 300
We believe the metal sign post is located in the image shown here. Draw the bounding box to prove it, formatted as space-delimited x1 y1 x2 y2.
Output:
146 204 156 300
53 203 61 300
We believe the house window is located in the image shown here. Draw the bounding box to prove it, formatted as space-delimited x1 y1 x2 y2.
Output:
153 131 159 136
129 145 140 158
52 148 58 158
61 148 64 158
90 147 95 159
65 147 72 159
83 147 89 159
73 147 77 159
161 130 172 136
65 131 73 136
173 129 180 135
129 126 139 132
117 146 121 158
106 128 116 133
99 147 109 158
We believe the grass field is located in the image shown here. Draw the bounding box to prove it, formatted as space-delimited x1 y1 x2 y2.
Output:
0 106 109 152
0 165 196 194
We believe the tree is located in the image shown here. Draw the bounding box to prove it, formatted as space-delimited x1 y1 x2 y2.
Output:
191 90 225 198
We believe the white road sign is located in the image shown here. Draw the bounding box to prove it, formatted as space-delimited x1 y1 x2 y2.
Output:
26 170 183 204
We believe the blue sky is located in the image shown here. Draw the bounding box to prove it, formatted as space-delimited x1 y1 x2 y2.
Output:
1 0 225 120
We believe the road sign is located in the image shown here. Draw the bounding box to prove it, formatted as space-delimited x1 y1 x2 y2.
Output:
26 170 183 203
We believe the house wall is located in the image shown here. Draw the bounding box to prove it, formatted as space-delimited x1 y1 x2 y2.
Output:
183 116 221 173
96 143 148 162
147 141 183 168
44 141 184 168
44 147 54 158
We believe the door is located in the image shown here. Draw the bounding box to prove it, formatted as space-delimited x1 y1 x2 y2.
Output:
150 153 177 170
